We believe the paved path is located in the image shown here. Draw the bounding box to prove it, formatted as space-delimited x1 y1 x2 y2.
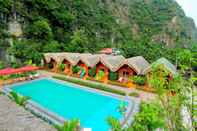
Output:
0 95 56 131
39 70 156 101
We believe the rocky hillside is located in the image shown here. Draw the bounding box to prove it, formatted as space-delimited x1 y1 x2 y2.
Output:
105 0 197 46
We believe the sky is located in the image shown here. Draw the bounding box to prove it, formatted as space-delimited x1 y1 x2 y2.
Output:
176 0 197 26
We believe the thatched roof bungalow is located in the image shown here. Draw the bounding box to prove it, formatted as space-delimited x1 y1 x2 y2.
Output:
60 53 81 66
100 55 126 72
43 53 151 79
143 57 177 76
43 53 66 71
126 56 150 75
79 54 102 68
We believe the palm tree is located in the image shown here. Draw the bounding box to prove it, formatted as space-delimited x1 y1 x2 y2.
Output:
107 116 122 131
54 119 80 131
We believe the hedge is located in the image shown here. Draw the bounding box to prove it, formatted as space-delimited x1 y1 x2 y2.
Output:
109 71 118 81
131 76 146 85
53 76 126 96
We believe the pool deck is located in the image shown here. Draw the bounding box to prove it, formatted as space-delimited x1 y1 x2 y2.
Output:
39 70 156 102
0 95 56 131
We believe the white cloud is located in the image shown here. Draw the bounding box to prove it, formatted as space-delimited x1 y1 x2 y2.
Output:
176 0 197 26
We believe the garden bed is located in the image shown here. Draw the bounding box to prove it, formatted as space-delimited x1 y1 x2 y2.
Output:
53 76 126 96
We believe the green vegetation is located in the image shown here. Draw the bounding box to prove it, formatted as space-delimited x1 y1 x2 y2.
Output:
72 66 81 74
131 76 146 85
58 64 65 72
88 67 96 77
53 76 126 96
95 70 105 80
107 116 122 131
54 119 80 131
9 91 30 106
108 102 164 131
109 72 118 81
0 0 196 65
0 91 3 96
108 52 194 130
0 61 5 69
131 102 165 131
0 71 36 80
129 92 140 97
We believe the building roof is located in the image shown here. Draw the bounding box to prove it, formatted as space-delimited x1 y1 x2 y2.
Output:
143 57 177 75
99 48 113 54
80 54 102 68
60 53 81 66
127 56 150 75
44 53 65 64
100 55 126 72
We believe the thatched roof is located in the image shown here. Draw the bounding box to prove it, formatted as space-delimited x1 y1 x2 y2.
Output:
80 54 102 68
143 57 177 75
100 55 126 72
127 56 150 75
60 53 81 66
43 53 65 64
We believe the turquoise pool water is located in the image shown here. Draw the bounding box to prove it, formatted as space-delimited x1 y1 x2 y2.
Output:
11 78 125 131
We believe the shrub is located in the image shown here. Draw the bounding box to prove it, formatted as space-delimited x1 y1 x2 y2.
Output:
48 63 53 69
59 64 65 71
132 76 146 85
129 92 140 97
53 76 126 96
72 66 81 74
96 70 105 80
54 119 80 131
10 61 21 68
109 71 118 81
0 61 5 69
9 91 30 106
88 67 96 77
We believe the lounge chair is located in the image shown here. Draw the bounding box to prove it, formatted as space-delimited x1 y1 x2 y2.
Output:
29 75 34 80
118 77 124 83
33 73 40 78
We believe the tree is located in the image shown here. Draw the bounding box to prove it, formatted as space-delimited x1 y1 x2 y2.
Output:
8 39 42 65
107 116 122 131
107 102 165 131
66 29 88 52
26 19 53 40
130 102 165 131
148 65 191 131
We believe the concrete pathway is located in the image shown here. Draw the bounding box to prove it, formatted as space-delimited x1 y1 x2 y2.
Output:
39 70 156 102
0 95 56 131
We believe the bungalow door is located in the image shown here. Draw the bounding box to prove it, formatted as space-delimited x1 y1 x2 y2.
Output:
123 71 129 81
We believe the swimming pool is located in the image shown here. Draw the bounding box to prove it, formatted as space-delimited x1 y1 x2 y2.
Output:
10 78 128 131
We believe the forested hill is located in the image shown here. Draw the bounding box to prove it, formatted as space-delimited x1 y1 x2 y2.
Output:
0 0 196 65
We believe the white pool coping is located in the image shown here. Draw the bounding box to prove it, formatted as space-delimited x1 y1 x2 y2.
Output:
2 77 140 129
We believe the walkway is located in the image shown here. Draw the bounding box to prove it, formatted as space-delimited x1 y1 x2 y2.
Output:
0 95 56 131
39 70 156 101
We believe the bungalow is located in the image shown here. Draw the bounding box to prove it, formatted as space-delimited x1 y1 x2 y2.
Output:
118 56 150 82
97 55 125 83
44 53 63 72
76 53 93 79
60 53 81 75
43 53 152 86
143 57 177 81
